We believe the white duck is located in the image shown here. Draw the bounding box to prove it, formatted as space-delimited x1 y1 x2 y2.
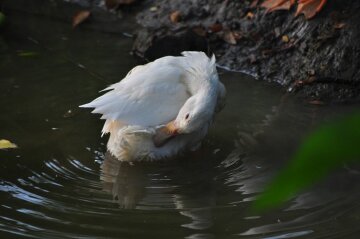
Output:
80 51 226 161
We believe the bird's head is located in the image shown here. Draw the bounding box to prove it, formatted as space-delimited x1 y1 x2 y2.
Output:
153 95 212 147
153 51 224 147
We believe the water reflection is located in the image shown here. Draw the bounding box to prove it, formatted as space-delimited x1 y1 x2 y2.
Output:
101 153 146 209
100 151 216 231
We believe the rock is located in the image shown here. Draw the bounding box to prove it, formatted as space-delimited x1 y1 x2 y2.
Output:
133 28 208 61
133 0 360 103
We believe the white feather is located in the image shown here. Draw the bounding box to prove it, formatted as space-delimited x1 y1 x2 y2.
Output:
80 51 226 161
81 60 189 126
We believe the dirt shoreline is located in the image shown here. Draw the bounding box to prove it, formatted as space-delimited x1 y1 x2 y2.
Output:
134 0 360 103
2 0 359 102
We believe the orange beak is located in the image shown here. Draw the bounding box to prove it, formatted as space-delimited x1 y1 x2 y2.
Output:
153 121 179 147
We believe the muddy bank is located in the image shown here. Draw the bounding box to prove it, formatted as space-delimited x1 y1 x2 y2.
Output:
134 0 360 103
2 0 359 102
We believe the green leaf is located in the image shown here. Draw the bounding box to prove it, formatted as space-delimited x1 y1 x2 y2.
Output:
0 12 5 27
253 112 360 212
17 51 39 57
0 139 18 150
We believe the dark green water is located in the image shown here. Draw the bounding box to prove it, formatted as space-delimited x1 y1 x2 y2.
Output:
1 10 360 239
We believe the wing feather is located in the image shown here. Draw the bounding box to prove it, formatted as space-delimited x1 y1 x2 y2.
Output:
81 61 190 127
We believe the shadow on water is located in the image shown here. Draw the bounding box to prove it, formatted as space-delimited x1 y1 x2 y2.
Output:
0 6 360 239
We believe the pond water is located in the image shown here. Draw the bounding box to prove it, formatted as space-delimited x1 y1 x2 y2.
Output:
1 9 360 239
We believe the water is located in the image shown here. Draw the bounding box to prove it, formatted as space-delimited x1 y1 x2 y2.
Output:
1 10 360 239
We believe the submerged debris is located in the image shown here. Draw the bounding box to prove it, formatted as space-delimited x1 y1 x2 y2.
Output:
72 10 91 28
0 139 18 150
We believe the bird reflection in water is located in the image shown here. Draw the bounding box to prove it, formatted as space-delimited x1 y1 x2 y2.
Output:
100 152 146 209
100 150 217 231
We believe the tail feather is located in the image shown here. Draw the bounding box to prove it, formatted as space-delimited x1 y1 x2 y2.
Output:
181 51 216 76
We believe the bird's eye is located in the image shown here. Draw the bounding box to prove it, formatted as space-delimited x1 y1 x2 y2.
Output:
185 113 190 120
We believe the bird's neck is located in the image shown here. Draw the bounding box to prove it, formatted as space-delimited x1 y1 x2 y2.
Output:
188 76 213 95
193 85 217 115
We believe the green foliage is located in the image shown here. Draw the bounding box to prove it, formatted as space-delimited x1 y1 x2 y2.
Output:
253 112 360 211
0 12 5 27
17 51 39 57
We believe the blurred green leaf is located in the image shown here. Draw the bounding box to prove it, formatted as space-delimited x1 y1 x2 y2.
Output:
17 51 39 57
0 12 5 27
253 112 360 211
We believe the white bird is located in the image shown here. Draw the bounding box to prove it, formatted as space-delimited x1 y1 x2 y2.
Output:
80 51 226 161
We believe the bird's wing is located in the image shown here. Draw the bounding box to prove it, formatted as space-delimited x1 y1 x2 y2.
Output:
80 62 190 127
